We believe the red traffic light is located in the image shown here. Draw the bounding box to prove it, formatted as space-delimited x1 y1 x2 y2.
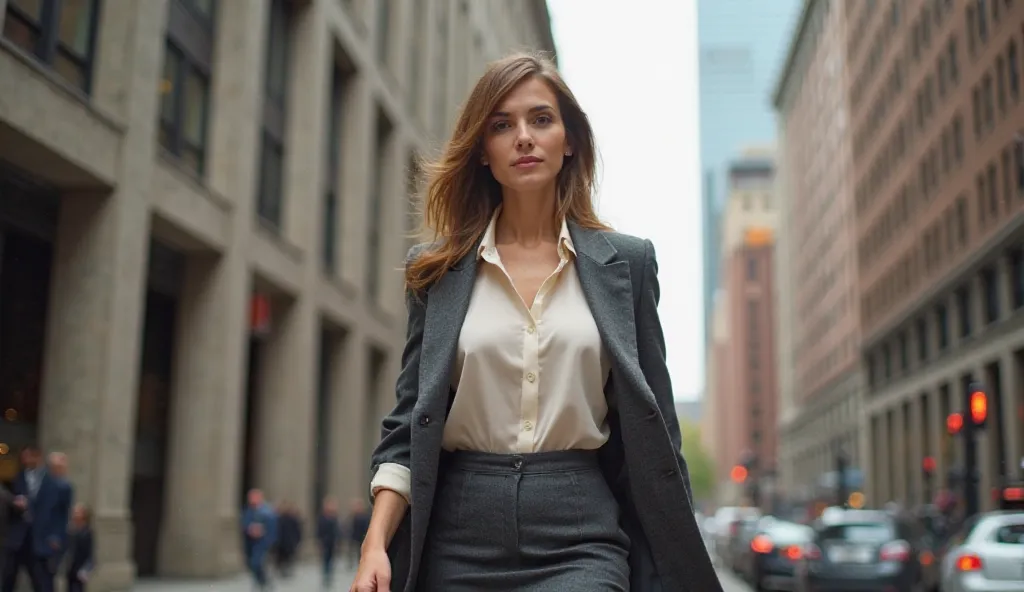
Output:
730 465 748 483
922 456 936 473
947 412 963 435
969 390 988 425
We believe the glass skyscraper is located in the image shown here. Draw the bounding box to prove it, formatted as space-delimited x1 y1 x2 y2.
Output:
698 0 801 373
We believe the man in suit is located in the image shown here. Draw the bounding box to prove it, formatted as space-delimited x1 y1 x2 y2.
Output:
241 489 277 591
1 446 73 592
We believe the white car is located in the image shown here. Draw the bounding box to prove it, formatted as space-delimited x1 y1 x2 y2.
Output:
938 511 1024 592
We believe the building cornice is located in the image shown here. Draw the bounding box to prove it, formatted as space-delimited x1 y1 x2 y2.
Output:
771 0 814 112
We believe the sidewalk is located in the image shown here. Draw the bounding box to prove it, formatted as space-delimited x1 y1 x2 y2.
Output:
133 563 357 591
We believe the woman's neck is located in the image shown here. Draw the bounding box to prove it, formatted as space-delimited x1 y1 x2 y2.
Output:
495 187 559 247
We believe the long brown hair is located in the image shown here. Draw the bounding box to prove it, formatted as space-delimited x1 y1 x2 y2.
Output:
406 52 609 293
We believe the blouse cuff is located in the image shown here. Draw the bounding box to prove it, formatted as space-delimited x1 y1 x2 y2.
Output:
370 463 412 505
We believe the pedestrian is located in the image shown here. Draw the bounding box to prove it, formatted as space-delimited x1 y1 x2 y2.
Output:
350 52 721 592
316 497 341 589
2 446 73 592
272 501 301 578
241 489 276 591
344 499 368 571
64 503 94 592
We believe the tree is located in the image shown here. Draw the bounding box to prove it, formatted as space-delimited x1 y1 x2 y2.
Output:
679 420 716 503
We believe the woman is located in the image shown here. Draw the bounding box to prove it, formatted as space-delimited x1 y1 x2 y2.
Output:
351 52 721 592
65 503 95 592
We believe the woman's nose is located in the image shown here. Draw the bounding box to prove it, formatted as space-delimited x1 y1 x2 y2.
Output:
515 122 534 149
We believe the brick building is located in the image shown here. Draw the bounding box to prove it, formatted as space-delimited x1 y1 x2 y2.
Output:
708 149 780 504
848 0 1024 508
772 0 863 505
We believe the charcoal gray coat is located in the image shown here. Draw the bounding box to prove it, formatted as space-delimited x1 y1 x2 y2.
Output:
371 223 723 592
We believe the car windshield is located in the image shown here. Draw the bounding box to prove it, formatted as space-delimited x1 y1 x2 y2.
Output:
820 522 894 544
766 523 811 544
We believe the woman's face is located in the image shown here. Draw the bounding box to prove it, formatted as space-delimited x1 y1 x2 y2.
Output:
481 76 570 193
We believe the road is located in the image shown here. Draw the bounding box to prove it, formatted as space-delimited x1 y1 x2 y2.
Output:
133 564 356 591
132 562 750 591
717 566 754 591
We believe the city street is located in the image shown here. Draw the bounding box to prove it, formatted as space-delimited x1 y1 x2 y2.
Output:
133 564 356 591
132 563 750 591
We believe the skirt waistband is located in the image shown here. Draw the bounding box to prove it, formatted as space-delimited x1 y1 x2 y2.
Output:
441 449 600 475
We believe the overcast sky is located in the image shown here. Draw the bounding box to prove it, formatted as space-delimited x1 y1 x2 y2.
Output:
547 0 703 400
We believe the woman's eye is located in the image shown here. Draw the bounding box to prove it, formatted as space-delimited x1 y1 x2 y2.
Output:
491 121 510 131
535 115 552 125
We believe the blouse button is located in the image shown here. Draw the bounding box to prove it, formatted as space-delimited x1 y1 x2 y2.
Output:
523 421 534 431
526 325 536 334
419 415 431 426
525 372 536 383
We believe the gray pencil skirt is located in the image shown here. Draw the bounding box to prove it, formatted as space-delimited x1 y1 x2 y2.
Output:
417 449 631 591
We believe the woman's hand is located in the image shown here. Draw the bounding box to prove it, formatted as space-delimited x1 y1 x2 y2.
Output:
350 547 391 592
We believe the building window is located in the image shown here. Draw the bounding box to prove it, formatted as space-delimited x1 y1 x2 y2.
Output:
747 256 757 280
982 267 999 324
257 0 292 230
1009 41 1020 102
322 65 351 273
159 1 216 177
2 0 101 92
898 332 908 371
937 304 949 350
916 318 928 362
957 286 972 338
1011 249 1024 309
1016 140 1024 195
367 110 393 302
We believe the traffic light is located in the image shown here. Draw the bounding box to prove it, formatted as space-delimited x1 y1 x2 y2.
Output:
960 380 988 518
730 465 748 483
946 412 963 435
968 386 988 428
922 456 937 505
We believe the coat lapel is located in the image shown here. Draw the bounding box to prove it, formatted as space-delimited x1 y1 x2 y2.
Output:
569 222 641 388
419 247 479 415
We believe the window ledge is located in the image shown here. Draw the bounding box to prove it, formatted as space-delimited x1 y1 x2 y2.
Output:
155 149 233 214
0 38 125 136
254 219 304 264
323 273 359 301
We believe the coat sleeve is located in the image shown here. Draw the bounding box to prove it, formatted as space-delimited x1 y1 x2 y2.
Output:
635 239 694 509
368 245 428 505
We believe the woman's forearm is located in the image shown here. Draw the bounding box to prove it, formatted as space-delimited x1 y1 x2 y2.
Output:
362 489 409 552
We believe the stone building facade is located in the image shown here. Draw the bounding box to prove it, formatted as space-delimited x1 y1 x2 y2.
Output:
0 0 554 588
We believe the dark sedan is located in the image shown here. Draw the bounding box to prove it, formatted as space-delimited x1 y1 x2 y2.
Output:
797 508 924 592
737 519 814 591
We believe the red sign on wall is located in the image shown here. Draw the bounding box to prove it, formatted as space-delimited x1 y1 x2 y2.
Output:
250 293 272 335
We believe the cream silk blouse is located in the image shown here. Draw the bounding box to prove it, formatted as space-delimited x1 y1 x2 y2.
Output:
371 210 611 503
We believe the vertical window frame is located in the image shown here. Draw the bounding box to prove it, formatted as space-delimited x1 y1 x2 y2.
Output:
3 0 103 93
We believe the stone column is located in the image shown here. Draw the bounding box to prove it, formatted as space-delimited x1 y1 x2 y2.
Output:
338 74 375 290
328 330 370 506
1001 350 1023 481
253 297 318 514
926 388 944 502
38 3 168 590
908 397 924 506
156 0 271 575
157 254 251 577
